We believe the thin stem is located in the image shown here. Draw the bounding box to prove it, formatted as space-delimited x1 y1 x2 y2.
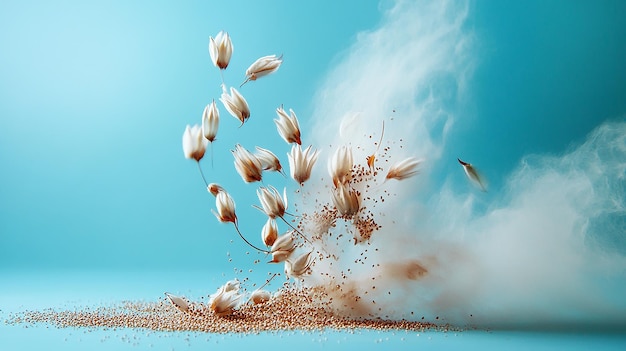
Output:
209 142 214 169
283 210 298 217
256 273 278 291
234 222 270 254
197 161 208 187
279 216 313 246
279 216 331 257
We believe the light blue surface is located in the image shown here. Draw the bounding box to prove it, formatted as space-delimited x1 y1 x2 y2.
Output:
1 271 625 350
2 325 624 351
2 0 626 349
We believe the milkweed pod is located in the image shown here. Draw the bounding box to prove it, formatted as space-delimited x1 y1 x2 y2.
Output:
213 191 237 224
269 249 293 263
386 157 422 180
285 251 314 278
182 125 207 161
274 106 301 145
255 146 283 174
270 232 295 253
261 218 278 247
241 54 283 86
164 292 190 313
232 144 263 183
458 158 487 192
202 100 220 142
256 185 288 218
209 31 233 69
328 145 353 187
207 183 225 196
220 87 250 126
288 144 319 185
331 183 361 217
250 289 271 304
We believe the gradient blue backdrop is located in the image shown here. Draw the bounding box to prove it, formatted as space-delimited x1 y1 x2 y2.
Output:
1 1 626 349
2 0 624 273
0 0 383 273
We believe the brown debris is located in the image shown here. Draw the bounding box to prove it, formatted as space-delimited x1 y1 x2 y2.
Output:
7 286 441 334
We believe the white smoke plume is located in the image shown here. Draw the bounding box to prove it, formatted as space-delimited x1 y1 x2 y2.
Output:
427 121 626 328
297 0 626 329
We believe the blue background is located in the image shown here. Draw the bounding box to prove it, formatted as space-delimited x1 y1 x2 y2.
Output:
1 0 626 350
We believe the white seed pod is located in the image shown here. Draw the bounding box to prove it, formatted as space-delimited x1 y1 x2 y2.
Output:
250 290 271 305
165 292 190 313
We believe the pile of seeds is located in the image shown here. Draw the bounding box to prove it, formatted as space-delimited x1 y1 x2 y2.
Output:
8 286 443 334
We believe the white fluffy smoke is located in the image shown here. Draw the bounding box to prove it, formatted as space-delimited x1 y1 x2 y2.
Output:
311 0 471 161
427 121 626 328
298 0 626 329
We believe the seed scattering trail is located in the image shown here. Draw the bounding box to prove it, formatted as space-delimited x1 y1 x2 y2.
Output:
7 287 447 334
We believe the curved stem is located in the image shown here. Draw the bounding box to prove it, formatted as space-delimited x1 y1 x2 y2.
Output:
234 222 270 254
197 161 208 187
279 216 313 246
